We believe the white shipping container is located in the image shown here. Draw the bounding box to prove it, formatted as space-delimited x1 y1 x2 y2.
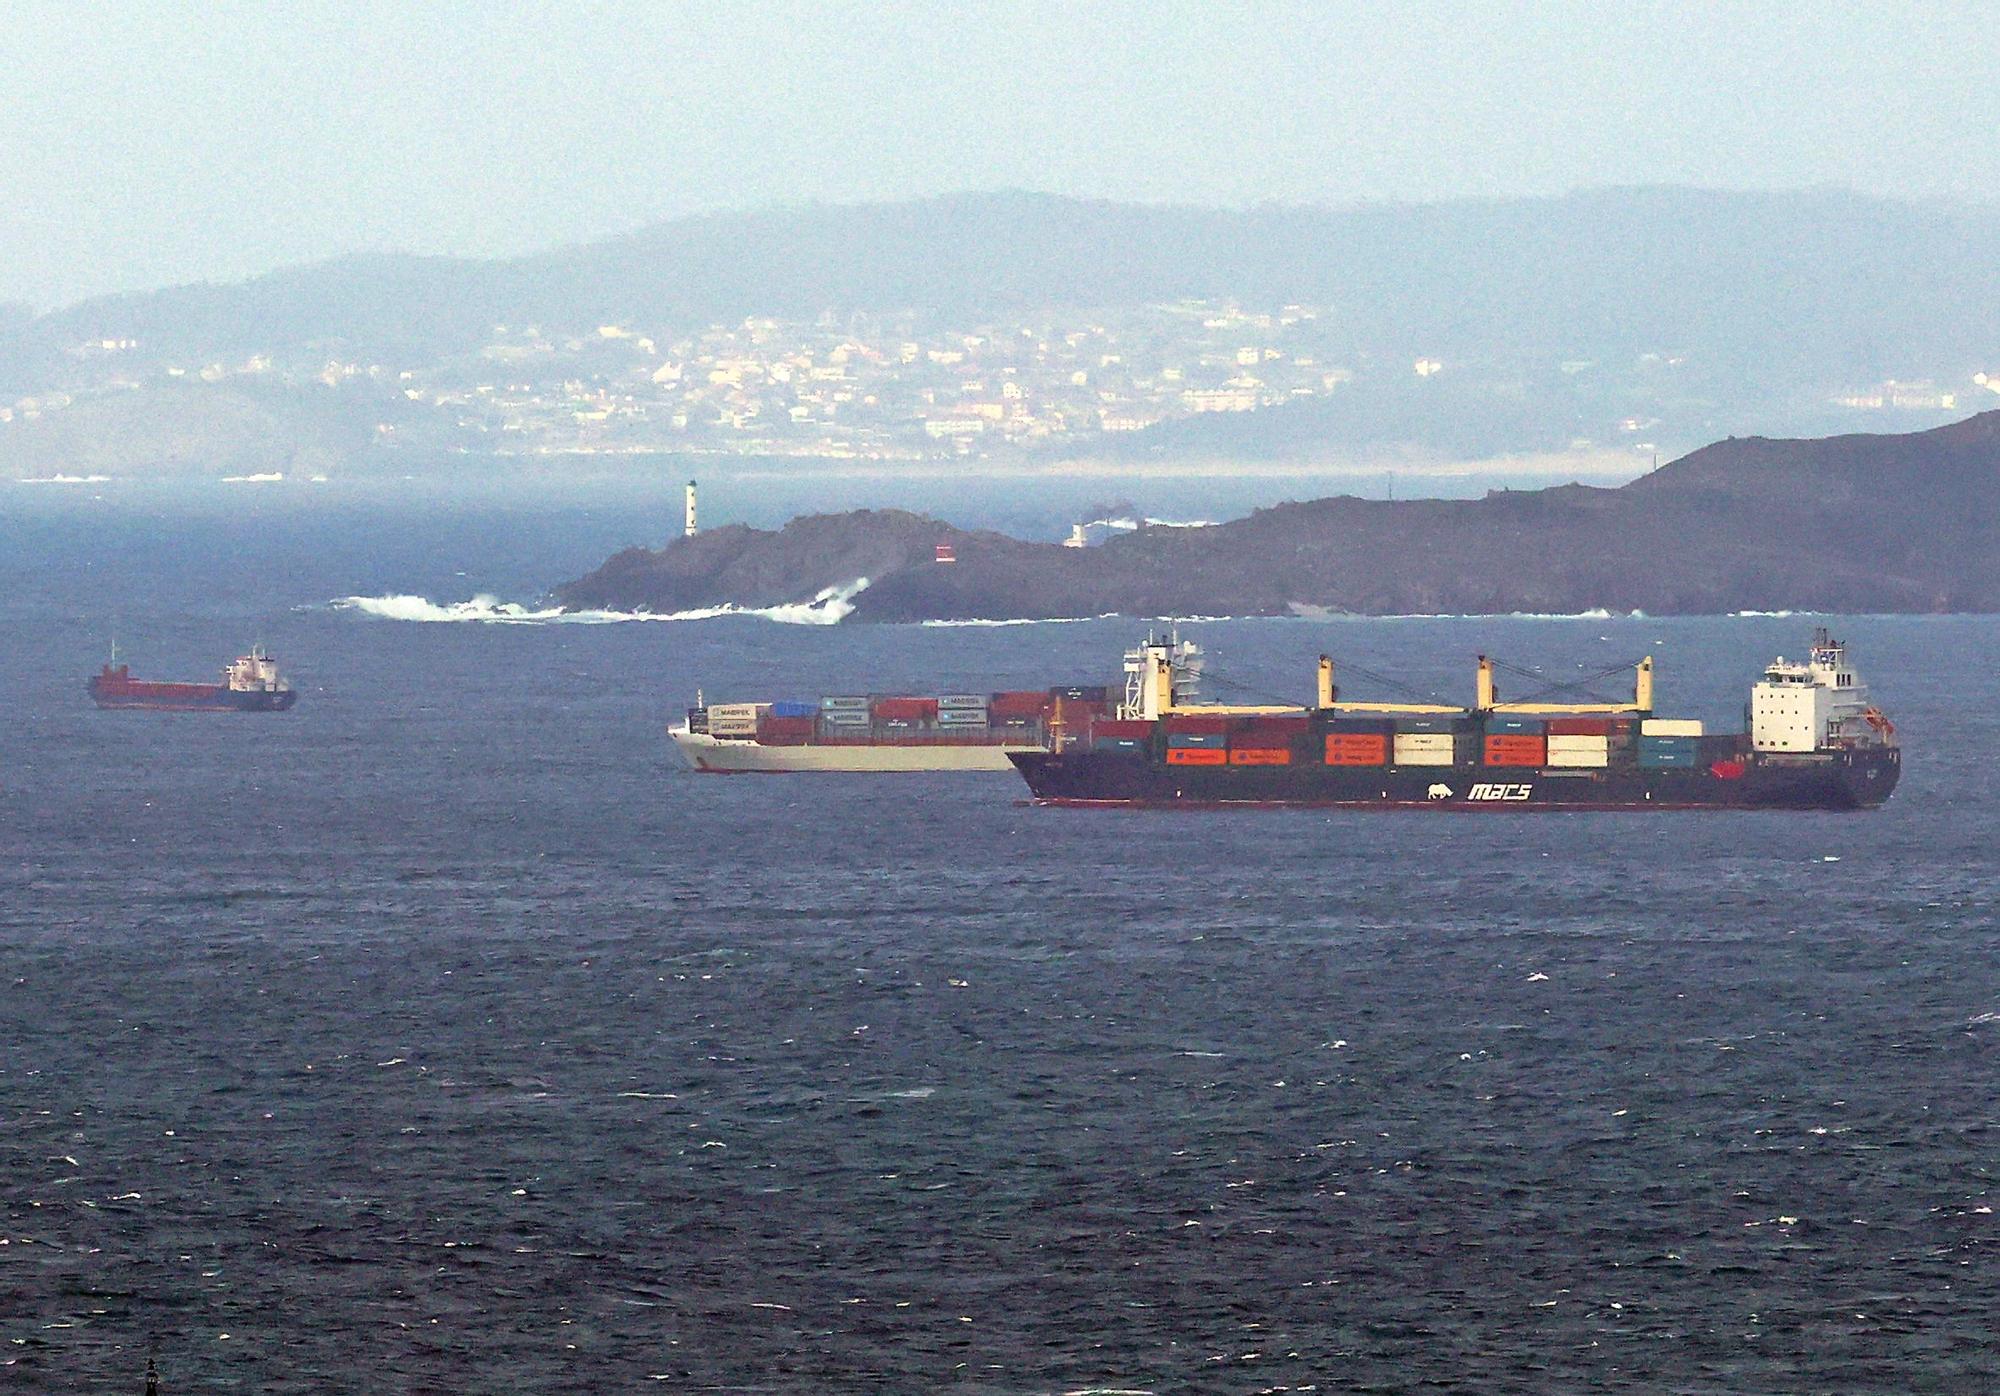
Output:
1393 733 1456 766
938 695 989 709
708 702 769 723
1544 750 1610 768
1640 718 1703 737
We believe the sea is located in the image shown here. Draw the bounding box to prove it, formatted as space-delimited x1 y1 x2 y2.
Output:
2 482 1995 1393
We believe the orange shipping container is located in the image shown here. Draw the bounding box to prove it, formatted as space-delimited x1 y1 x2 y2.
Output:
1324 733 1389 766
1228 747 1293 766
1165 747 1228 767
1484 735 1547 766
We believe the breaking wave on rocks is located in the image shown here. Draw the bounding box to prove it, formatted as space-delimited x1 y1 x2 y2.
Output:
329 579 870 626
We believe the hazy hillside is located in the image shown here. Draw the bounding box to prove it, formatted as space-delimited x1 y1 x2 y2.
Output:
6 188 1997 472
15 187 2000 383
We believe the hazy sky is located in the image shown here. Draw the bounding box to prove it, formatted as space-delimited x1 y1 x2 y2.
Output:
5 1 1997 308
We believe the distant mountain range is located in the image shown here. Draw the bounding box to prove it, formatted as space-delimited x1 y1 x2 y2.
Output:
556 413 2000 618
5 187 1998 470
13 187 1998 371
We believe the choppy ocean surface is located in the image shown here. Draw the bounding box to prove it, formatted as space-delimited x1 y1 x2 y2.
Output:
1 501 1995 1392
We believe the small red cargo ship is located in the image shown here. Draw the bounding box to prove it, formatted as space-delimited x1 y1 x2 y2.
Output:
88 645 298 712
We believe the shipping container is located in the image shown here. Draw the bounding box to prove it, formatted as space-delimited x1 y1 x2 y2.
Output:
1640 718 1704 737
1092 718 1153 740
1544 734 1611 767
937 694 989 709
1229 747 1293 766
1484 735 1547 766
1324 733 1389 766
988 690 1050 718
1163 714 1232 735
1545 716 1613 736
1095 737 1146 753
820 707 870 723
1392 715 1472 733
872 696 940 721
1392 732 1456 766
1636 737 1699 768
1485 715 1544 734
707 702 768 723
1165 747 1228 766
1325 716 1395 734
755 715 816 744
820 695 870 711
936 713 988 727
768 700 817 719
1166 732 1227 749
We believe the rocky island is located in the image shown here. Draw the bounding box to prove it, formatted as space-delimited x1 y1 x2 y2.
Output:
557 414 2000 621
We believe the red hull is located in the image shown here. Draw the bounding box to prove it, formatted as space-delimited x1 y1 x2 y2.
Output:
87 666 297 712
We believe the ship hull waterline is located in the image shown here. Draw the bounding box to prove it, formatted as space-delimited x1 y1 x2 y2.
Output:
672 728 1042 773
88 685 298 713
1009 748 1900 811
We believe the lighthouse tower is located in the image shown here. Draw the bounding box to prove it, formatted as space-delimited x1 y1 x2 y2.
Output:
684 480 698 538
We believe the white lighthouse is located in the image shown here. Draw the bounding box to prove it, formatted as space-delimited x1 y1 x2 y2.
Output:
684 480 698 538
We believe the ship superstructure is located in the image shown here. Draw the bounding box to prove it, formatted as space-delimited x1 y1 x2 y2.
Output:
1010 628 1898 810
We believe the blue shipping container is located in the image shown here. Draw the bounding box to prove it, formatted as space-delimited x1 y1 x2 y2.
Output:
1637 736 1700 768
1166 732 1226 749
770 700 817 718
1486 716 1543 734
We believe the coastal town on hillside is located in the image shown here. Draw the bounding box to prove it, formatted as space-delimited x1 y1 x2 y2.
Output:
6 297 1979 468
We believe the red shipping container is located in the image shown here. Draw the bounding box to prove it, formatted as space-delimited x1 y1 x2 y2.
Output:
1545 717 1613 736
755 715 816 745
1165 747 1227 766
1163 714 1231 735
988 690 1050 718
1229 747 1293 766
1324 733 1388 765
872 696 940 720
1484 735 1547 766
1091 719 1154 740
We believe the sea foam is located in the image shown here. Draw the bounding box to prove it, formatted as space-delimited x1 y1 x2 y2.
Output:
329 578 869 626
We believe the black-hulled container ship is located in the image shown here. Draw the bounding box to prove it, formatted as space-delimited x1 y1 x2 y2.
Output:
1010 629 1899 811
88 645 298 712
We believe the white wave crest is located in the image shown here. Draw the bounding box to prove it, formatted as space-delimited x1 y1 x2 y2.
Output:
330 578 869 626
221 471 285 484
920 613 1116 628
16 473 112 484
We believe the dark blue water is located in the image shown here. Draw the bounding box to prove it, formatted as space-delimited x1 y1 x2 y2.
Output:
2 501 1995 1392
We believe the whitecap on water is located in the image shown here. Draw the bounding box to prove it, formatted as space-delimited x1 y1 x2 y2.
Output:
327 578 868 626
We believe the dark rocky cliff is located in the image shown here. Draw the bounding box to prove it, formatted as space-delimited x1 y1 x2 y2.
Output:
556 414 2000 620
